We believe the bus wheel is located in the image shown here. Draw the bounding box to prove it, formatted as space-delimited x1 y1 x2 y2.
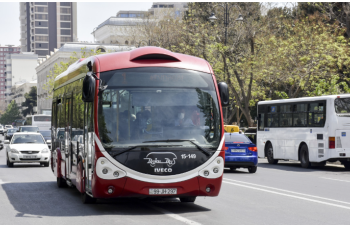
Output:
343 162 350 170
248 166 257 173
57 177 67 188
266 143 278 164
179 196 196 203
81 192 97 204
300 145 311 168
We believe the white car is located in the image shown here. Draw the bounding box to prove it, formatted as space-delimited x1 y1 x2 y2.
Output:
5 132 51 167
0 125 4 135
4 125 13 134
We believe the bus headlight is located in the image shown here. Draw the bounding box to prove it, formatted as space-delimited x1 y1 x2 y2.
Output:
199 156 224 179
96 157 126 180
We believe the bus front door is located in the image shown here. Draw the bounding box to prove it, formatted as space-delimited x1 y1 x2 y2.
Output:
84 102 94 192
65 98 72 180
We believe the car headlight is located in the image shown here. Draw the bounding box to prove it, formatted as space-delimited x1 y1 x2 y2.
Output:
10 149 19 154
42 148 49 153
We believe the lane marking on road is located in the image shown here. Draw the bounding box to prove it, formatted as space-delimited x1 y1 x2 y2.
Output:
223 178 350 207
223 180 350 210
142 203 201 225
320 177 350 183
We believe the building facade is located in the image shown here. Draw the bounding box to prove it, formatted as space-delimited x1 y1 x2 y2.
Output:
36 43 133 114
10 80 37 109
4 52 38 108
19 2 78 58
0 45 21 102
92 2 188 45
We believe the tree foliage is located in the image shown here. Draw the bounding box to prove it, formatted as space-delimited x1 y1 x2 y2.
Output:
0 100 21 125
22 86 37 117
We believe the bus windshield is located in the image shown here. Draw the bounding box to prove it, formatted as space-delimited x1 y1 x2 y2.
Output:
98 67 221 151
335 98 350 115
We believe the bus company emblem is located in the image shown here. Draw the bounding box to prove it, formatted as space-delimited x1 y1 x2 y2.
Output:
144 152 177 168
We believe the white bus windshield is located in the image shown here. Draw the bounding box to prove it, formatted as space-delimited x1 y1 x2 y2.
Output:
98 67 221 151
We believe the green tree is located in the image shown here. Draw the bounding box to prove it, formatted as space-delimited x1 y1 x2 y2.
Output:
21 86 37 117
0 100 22 125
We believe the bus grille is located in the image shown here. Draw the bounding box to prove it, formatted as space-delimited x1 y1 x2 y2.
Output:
336 137 342 148
318 143 324 148
318 149 324 154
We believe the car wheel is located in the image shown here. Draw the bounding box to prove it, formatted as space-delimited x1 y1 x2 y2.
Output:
179 196 196 203
6 156 13 168
57 177 67 188
300 145 311 168
81 192 97 204
230 167 236 171
343 162 350 170
266 143 278 164
248 166 257 173
44 162 49 167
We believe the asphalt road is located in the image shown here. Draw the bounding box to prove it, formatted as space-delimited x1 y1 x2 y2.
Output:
1 134 350 225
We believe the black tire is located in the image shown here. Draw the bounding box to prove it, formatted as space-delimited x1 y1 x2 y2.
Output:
6 156 13 168
230 167 237 171
44 162 49 167
81 192 97 204
179 196 196 203
248 166 257 173
57 177 67 188
266 143 278 164
300 145 311 168
343 162 350 170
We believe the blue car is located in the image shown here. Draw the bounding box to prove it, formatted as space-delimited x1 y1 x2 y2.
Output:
224 133 258 173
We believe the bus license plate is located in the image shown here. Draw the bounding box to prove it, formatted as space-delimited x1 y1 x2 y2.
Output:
231 149 245 153
23 155 37 159
149 188 177 195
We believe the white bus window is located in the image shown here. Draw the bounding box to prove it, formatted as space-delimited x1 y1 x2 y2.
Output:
267 106 279 127
280 104 292 127
293 104 307 127
308 102 325 127
258 114 264 130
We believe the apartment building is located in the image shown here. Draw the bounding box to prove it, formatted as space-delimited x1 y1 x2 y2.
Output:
0 46 21 102
4 52 38 108
19 2 77 58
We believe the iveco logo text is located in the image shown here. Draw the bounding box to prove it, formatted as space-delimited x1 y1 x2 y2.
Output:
154 168 172 172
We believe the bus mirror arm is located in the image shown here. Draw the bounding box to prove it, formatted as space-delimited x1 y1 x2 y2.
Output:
218 82 230 107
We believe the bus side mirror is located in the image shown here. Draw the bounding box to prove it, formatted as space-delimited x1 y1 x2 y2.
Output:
218 82 229 107
82 72 96 102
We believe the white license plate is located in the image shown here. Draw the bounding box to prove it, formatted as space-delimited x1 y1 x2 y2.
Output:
23 155 37 159
231 149 245 153
149 188 177 195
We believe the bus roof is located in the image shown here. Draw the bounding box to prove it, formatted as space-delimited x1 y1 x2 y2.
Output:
258 94 350 105
54 47 212 89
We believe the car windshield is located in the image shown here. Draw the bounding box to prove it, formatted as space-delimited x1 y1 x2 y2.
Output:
5 126 12 128
225 134 251 143
11 134 45 144
39 131 51 136
8 129 17 133
21 127 39 132
98 67 221 152
335 98 350 115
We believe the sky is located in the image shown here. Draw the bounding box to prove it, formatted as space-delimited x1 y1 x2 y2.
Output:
0 2 153 46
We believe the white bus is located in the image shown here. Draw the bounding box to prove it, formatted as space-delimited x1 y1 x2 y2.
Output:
24 114 51 130
257 94 350 169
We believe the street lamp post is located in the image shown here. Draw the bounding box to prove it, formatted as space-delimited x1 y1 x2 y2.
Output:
208 3 243 46
208 3 243 124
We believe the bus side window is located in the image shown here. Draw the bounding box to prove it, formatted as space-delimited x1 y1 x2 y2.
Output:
258 114 264 130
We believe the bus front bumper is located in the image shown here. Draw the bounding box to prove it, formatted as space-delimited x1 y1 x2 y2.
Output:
91 176 223 199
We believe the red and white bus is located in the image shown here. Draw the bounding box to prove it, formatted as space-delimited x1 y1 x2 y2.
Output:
51 47 229 203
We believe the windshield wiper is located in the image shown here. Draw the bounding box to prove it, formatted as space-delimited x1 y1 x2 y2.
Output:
110 144 182 157
143 139 212 157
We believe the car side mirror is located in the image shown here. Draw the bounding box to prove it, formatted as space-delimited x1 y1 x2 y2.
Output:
82 71 96 102
4 140 9 144
46 140 51 144
218 82 229 107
